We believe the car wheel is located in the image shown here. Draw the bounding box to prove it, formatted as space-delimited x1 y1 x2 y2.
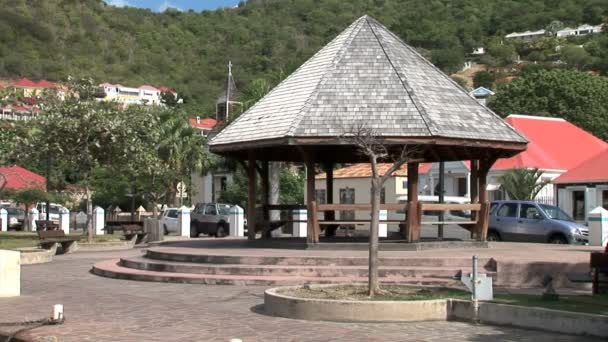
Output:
487 230 501 242
216 224 227 238
190 224 199 238
549 235 567 244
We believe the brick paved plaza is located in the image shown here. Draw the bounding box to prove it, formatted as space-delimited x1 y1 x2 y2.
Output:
0 247 599 342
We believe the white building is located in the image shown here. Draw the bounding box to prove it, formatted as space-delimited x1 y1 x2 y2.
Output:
505 29 547 41
99 83 177 106
557 24 604 37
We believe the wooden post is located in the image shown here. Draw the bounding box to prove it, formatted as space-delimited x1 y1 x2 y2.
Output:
305 156 317 243
406 162 420 242
470 160 479 203
475 159 492 241
260 161 270 239
247 152 257 241
324 163 336 237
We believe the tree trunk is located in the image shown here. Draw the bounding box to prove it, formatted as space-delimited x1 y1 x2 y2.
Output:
269 162 281 221
368 177 381 297
85 182 93 244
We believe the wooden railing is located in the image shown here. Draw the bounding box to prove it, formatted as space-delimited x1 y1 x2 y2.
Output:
310 201 489 242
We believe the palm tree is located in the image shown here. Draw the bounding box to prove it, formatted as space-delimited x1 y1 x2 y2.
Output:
500 168 549 200
158 110 210 206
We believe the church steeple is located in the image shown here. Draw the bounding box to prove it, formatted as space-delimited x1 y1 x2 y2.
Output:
216 61 241 122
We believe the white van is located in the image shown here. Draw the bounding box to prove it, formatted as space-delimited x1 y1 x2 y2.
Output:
36 203 66 222
391 195 471 223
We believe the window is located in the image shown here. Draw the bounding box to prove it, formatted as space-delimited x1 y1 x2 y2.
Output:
205 204 217 216
402 180 408 188
339 188 355 220
603 190 608 211
220 177 227 192
496 203 518 218
520 204 541 220
315 189 326 204
167 210 178 218
572 191 585 221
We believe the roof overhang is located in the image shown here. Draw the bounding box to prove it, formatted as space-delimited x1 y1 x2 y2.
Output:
209 136 527 163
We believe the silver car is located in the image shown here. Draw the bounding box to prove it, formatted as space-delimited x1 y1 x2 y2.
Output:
488 200 588 244
191 203 231 238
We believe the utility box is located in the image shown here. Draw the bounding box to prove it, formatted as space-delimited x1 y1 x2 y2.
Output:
0 250 20 297
589 206 608 247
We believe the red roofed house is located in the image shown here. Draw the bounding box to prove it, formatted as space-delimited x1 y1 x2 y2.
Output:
189 116 218 137
416 115 608 220
0 165 46 191
554 149 608 221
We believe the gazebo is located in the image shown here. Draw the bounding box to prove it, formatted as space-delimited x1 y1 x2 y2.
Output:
209 16 527 244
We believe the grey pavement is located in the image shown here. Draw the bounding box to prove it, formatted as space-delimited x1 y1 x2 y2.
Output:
0 249 598 342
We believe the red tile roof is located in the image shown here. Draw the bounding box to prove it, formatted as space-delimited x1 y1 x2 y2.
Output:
190 117 217 130
139 85 159 91
493 115 608 171
0 165 46 190
554 149 608 184
316 163 408 179
158 86 176 94
12 78 59 89
12 78 39 88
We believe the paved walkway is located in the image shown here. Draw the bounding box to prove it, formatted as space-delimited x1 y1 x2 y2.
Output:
0 248 599 342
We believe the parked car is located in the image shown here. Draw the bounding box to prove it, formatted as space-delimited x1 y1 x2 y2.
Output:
5 207 25 229
488 200 588 244
159 208 179 234
191 203 232 238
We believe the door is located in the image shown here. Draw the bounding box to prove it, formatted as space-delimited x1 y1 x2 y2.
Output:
516 203 546 242
603 190 608 210
572 191 585 221
492 203 519 241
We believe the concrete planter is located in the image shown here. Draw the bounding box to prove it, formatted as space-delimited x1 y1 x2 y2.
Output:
265 284 608 338
16 247 54 265
450 300 608 339
264 284 448 322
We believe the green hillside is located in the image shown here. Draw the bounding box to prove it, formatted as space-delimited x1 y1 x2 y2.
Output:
0 0 606 112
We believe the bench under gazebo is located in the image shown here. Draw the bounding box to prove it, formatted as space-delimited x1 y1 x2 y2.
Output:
208 15 527 244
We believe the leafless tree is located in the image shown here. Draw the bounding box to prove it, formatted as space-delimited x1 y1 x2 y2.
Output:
344 124 421 296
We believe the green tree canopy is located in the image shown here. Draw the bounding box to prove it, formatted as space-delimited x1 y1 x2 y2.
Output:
489 69 608 141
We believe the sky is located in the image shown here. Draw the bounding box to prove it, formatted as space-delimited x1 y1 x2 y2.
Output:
104 0 241 12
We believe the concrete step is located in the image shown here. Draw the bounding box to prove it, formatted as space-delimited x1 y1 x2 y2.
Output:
146 248 496 269
120 257 488 279
92 259 461 286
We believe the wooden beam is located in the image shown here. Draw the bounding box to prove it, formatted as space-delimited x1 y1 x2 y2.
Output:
420 203 482 211
475 158 496 241
324 163 335 222
305 154 317 243
247 151 257 241
260 161 270 239
406 162 420 241
317 203 409 211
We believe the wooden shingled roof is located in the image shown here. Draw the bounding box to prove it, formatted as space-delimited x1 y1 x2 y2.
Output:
209 15 527 163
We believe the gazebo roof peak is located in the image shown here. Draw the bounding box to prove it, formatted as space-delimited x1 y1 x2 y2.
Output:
209 15 526 155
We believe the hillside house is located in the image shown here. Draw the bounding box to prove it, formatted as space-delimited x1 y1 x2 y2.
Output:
557 24 604 37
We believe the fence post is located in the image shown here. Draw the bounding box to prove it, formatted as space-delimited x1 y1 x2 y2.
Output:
178 206 191 238
379 209 388 238
292 209 307 238
59 208 70 235
228 205 244 237
93 206 105 235
30 208 39 231
0 208 7 232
